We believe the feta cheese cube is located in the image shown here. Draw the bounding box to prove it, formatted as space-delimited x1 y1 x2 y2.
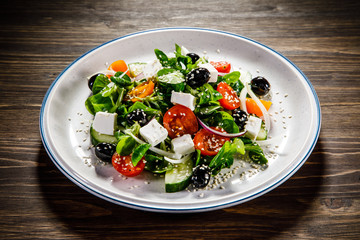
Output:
139 119 168 146
198 63 218 83
92 112 117 135
143 59 163 80
170 91 196 111
244 115 262 140
171 134 195 155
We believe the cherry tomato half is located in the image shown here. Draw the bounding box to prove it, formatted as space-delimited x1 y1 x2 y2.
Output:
193 128 230 156
163 105 199 139
128 80 154 102
217 82 241 110
112 152 145 177
245 98 272 117
107 60 130 77
210 61 231 73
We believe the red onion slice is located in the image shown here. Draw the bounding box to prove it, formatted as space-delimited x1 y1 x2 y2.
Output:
133 72 145 81
197 118 247 138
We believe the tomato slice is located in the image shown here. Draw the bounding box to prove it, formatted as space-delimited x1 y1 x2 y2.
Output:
210 61 231 73
107 60 131 77
112 152 145 177
246 98 272 117
193 128 230 156
128 80 155 102
163 105 199 139
216 82 241 110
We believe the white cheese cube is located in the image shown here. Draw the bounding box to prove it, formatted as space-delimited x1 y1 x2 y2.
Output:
139 119 168 146
171 134 195 155
170 91 196 111
244 115 262 140
92 112 117 135
198 63 218 83
143 59 163 80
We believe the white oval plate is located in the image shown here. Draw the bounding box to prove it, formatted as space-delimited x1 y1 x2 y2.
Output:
40 28 321 212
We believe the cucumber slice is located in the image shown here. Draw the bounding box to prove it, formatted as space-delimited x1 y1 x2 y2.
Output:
158 70 184 84
256 124 268 140
128 62 146 77
90 126 118 145
165 159 193 193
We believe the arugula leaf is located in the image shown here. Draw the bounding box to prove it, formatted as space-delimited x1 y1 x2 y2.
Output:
128 102 161 117
209 141 235 175
92 74 110 95
154 49 170 67
110 71 133 89
155 44 199 75
223 71 241 84
116 134 137 156
197 83 222 105
218 71 244 95
194 149 202 166
116 104 128 127
145 154 173 173
244 141 268 164
85 93 114 115
208 138 246 175
238 137 268 164
201 110 240 134
195 103 222 116
232 138 245 155
132 143 151 166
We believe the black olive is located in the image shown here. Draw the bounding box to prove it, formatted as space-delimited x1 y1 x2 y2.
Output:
192 165 211 189
95 143 116 162
126 109 148 126
250 76 271 96
185 68 210 89
186 53 200 64
232 109 248 130
88 73 104 90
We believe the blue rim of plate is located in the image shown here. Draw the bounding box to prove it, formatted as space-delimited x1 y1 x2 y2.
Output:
39 27 321 212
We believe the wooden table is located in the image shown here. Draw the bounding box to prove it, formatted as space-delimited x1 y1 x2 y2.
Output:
1 0 359 239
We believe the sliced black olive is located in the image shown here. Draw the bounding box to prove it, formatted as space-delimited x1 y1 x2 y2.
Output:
88 73 104 90
192 165 211 188
126 109 148 126
185 68 210 89
250 76 271 96
232 109 248 131
186 53 200 64
95 143 116 162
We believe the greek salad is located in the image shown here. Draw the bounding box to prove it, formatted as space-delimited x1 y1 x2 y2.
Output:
85 44 273 193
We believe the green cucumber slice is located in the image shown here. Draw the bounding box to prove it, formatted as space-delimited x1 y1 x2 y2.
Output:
128 62 146 77
256 124 268 140
90 126 118 145
165 159 193 193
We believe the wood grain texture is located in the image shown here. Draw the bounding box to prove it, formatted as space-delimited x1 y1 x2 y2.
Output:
0 0 359 239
